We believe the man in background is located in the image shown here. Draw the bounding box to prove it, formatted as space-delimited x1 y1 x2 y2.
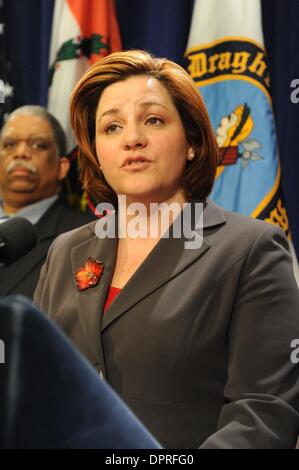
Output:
0 105 95 298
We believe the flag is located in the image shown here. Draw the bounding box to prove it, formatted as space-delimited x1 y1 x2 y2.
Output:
262 0 299 262
0 0 15 127
115 0 194 67
48 0 122 152
48 0 122 212
3 0 55 109
186 0 290 238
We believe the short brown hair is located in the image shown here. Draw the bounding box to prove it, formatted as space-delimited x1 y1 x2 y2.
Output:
70 49 218 206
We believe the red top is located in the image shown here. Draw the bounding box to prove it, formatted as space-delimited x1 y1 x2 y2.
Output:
103 286 121 313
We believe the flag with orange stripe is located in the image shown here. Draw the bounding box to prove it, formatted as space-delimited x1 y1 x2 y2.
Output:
48 0 122 151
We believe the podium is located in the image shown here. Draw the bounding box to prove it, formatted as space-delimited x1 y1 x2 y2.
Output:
0 296 160 449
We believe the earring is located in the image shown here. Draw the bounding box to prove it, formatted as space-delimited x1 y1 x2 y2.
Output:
188 148 195 160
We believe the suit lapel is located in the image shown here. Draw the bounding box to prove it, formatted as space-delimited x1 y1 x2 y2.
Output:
102 200 227 331
102 234 210 331
70 216 118 363
69 200 226 359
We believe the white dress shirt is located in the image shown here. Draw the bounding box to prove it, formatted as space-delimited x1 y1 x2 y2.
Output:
0 195 59 225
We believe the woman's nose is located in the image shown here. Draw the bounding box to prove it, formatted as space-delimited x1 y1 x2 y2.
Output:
122 124 147 150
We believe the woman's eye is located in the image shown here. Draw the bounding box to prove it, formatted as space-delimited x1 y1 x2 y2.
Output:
146 116 163 126
105 124 121 134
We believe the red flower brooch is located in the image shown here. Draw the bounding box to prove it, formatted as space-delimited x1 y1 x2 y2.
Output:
75 257 104 292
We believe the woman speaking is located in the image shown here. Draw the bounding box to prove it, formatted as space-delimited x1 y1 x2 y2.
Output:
34 50 299 448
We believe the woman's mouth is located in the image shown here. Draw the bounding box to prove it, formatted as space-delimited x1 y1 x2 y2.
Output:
122 157 152 171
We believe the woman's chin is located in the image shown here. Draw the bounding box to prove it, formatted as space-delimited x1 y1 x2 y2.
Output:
116 183 162 201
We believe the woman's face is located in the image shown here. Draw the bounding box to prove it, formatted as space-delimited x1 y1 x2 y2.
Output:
95 75 190 206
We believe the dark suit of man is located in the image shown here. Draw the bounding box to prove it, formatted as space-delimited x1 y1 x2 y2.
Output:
0 198 94 299
34 200 299 448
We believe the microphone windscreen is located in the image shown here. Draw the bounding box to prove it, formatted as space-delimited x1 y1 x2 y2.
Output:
0 217 38 265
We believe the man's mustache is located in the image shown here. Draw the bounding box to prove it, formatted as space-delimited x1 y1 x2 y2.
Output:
6 160 38 175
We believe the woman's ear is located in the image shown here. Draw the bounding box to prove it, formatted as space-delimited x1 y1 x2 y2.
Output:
187 147 195 161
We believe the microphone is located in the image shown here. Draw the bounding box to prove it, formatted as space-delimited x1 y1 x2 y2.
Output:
0 218 38 267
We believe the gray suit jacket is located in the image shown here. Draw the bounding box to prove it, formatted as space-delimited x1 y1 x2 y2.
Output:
34 200 299 448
